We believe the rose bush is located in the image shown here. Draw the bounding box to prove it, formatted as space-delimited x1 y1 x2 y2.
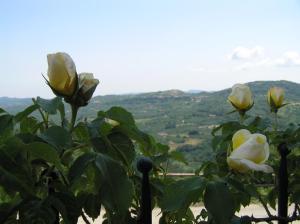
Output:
0 53 188 224
1 53 300 224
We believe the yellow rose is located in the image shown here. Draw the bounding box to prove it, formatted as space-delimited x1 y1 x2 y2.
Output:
78 73 99 103
227 129 273 173
47 52 77 96
267 87 285 110
228 84 253 111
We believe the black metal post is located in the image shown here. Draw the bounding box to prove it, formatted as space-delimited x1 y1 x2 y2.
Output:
137 157 153 224
278 143 289 224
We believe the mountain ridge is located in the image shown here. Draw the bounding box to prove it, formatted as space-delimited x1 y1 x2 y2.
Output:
1 80 300 171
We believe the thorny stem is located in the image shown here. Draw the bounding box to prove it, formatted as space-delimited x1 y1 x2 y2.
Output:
274 112 278 132
69 105 79 133
244 214 300 223
32 98 49 129
292 203 299 217
239 111 245 125
164 159 169 179
249 174 272 217
81 212 91 224
257 194 272 217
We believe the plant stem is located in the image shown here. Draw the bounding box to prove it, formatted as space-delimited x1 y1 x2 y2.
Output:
244 215 300 223
249 174 272 217
278 143 289 224
32 98 49 129
292 203 299 217
258 194 272 217
164 159 169 179
239 112 245 125
69 105 79 132
274 112 278 132
81 212 91 224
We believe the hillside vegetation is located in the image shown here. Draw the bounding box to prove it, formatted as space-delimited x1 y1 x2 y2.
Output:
2 80 300 171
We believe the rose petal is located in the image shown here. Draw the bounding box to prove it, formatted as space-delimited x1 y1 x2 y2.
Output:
230 133 269 164
232 129 251 150
47 52 76 96
227 157 273 173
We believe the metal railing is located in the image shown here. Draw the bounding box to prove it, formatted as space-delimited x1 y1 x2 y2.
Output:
137 157 153 224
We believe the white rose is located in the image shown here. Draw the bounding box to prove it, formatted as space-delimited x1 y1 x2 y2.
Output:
227 129 273 173
78 73 99 102
267 87 285 109
228 84 253 111
47 52 77 96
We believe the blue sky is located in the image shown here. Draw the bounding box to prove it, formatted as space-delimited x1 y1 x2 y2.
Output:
1 0 300 97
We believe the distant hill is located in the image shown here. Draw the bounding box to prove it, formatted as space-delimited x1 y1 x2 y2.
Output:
186 89 204 94
0 97 32 114
1 80 300 171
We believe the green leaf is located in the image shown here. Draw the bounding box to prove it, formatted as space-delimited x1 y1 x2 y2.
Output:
73 123 90 142
39 126 72 151
19 199 57 224
94 154 133 216
20 116 40 134
160 177 205 213
0 165 33 196
204 181 235 224
227 178 251 207
113 133 134 162
24 142 63 171
244 184 259 198
0 144 34 195
117 125 153 153
88 117 113 138
0 114 14 135
92 132 135 166
267 188 277 210
79 193 102 219
290 183 300 205
97 107 153 150
0 199 22 223
36 97 62 114
49 192 81 224
68 153 96 183
156 143 169 153
169 151 188 165
105 107 135 126
14 104 39 123
0 108 7 115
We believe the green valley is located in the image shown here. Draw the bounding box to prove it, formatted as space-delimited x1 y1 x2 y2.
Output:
2 80 300 171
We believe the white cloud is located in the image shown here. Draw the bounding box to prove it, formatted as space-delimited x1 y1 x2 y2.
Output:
229 46 264 60
273 51 300 67
234 58 272 71
232 49 300 71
